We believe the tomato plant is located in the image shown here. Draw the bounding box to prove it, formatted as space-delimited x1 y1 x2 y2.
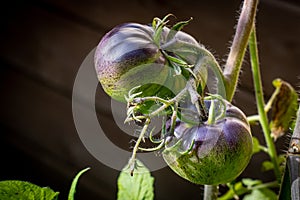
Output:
1 0 298 199
93 0 298 199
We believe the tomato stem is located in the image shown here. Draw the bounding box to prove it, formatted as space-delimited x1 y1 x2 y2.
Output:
203 185 218 200
248 26 281 182
223 0 258 102
207 99 216 125
205 0 258 199
128 118 151 175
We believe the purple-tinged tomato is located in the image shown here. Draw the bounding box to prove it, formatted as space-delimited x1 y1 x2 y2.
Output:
163 98 253 185
94 22 202 102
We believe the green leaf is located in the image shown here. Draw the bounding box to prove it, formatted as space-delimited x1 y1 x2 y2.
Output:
278 154 287 165
269 79 298 140
244 188 277 200
278 154 287 175
242 178 262 187
219 181 248 200
261 160 274 172
0 180 59 200
252 136 261 154
117 159 154 200
68 167 90 200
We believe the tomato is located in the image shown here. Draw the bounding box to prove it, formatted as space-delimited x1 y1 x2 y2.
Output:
163 98 253 185
94 21 206 102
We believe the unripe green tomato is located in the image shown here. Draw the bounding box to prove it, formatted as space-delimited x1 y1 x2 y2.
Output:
94 22 202 102
163 99 253 185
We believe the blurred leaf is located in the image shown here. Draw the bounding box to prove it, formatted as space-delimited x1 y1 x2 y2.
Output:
219 181 248 200
68 167 90 200
0 180 59 200
278 154 287 164
117 159 154 200
269 79 298 140
242 178 262 187
244 188 277 200
278 154 287 175
252 136 261 154
262 161 274 172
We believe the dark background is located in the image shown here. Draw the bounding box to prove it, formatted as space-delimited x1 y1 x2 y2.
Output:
0 0 299 199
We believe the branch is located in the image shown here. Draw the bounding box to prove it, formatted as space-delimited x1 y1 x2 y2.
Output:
249 26 281 182
223 0 258 101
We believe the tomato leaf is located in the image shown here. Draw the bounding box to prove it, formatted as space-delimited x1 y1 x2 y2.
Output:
242 178 262 187
68 167 90 200
243 188 277 200
219 181 248 200
269 79 298 140
278 154 287 175
252 136 261 154
117 159 154 200
261 160 274 172
0 180 59 200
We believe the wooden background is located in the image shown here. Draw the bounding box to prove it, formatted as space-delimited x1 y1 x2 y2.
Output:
0 0 299 199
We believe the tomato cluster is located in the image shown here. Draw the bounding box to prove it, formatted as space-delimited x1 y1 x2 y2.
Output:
94 17 253 185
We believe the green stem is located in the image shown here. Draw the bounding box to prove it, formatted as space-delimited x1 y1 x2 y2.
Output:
223 0 258 102
259 145 269 154
264 85 281 113
149 87 187 118
248 26 281 182
207 99 215 125
251 181 279 190
247 114 260 124
205 0 258 198
128 118 151 175
219 181 279 200
204 185 218 200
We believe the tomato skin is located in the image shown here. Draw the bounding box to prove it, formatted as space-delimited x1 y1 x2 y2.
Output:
163 99 253 185
94 23 200 102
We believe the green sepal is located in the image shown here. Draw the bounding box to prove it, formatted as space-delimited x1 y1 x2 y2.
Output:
152 14 173 46
166 17 193 42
